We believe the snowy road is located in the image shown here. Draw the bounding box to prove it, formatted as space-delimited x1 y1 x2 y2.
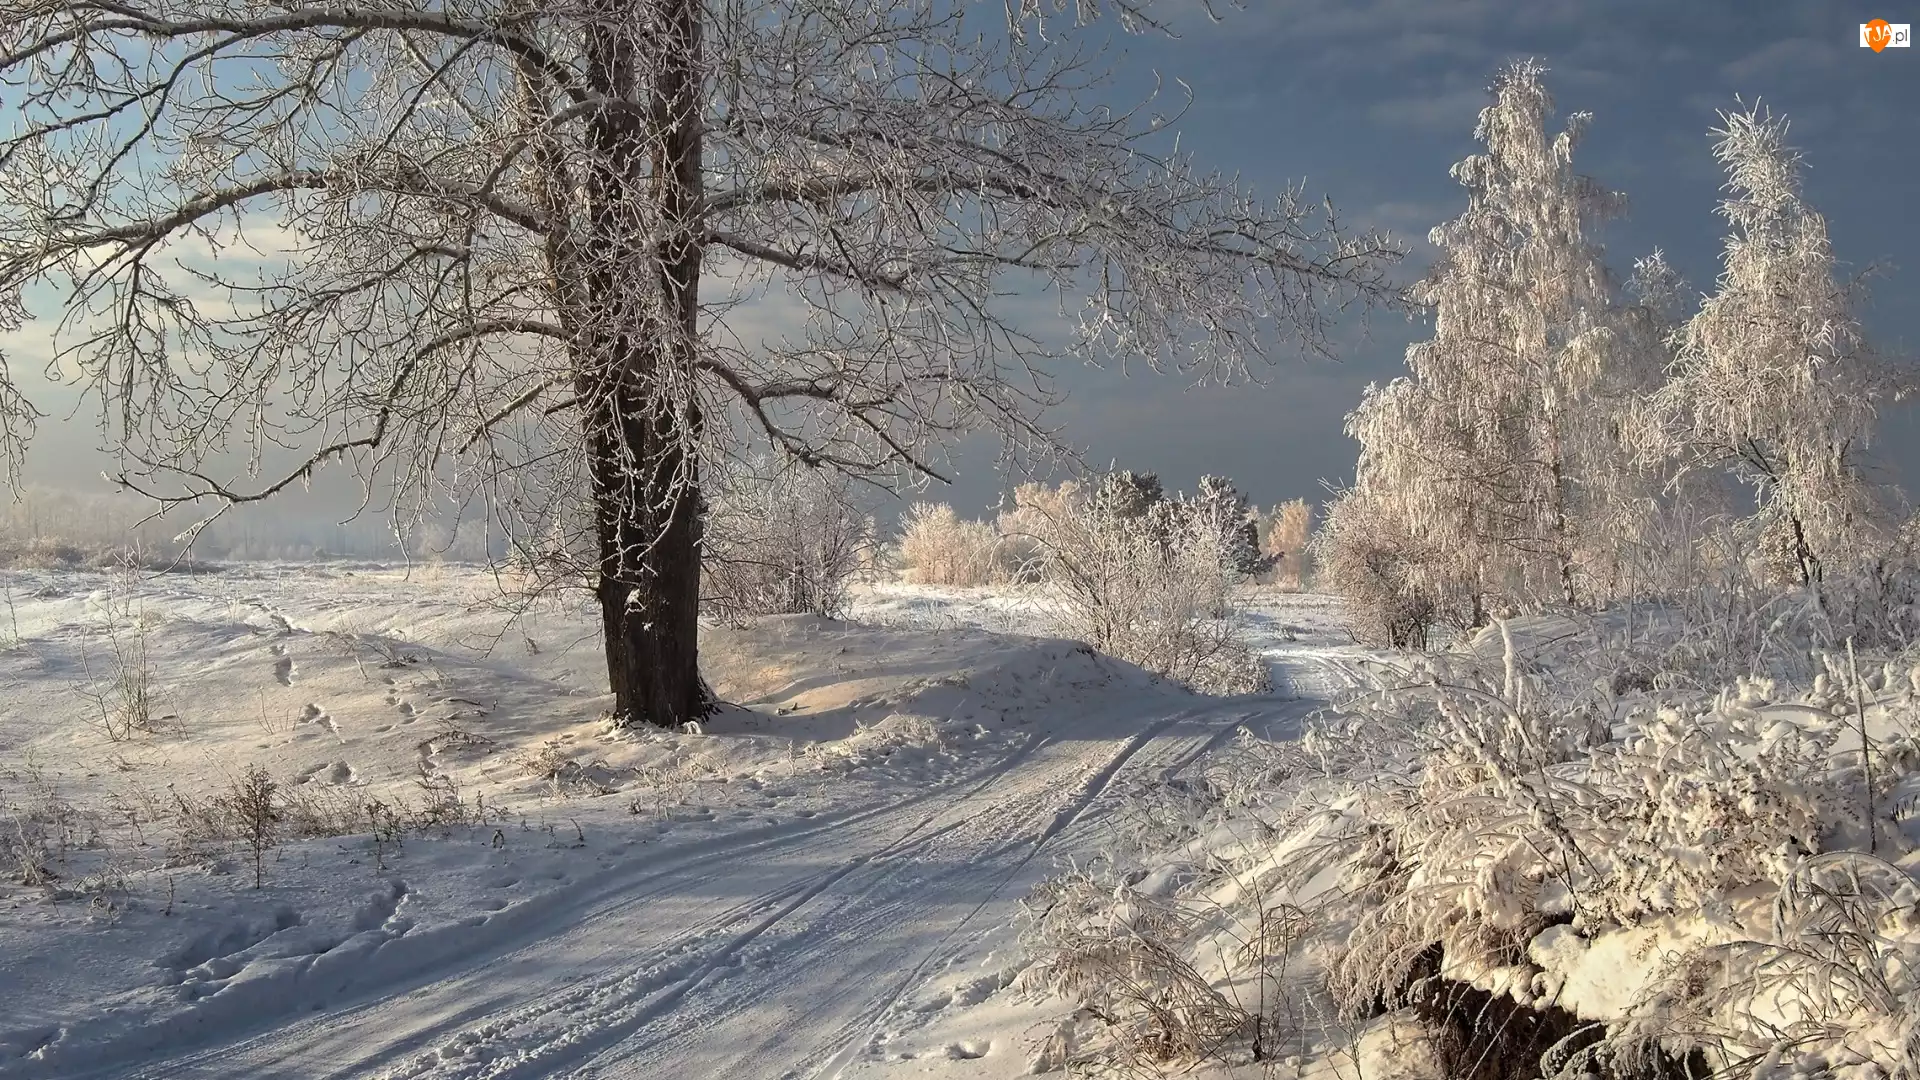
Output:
81 693 1324 1080
0 569 1364 1080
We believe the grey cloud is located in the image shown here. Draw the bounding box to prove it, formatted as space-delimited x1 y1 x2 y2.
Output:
1720 38 1841 83
1365 87 1490 132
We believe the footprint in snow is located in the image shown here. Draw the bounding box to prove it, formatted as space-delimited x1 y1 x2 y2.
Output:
296 760 357 785
350 880 411 934
161 906 303 986
298 704 341 738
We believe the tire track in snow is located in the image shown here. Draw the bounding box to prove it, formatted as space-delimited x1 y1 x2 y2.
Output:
109 726 1061 1080
79 748 1039 1080
90 692 1319 1080
802 699 1296 1079
344 711 1187 1080
366 749 1051 1080
577 700 1266 1080
375 855 887 1080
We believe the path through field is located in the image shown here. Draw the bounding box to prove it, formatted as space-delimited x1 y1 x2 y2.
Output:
134 700 1335 1079
0 569 1363 1080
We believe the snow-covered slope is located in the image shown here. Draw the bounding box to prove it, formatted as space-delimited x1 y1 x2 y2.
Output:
0 567 1364 1079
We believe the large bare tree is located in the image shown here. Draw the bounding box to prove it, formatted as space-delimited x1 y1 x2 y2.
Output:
0 0 1397 727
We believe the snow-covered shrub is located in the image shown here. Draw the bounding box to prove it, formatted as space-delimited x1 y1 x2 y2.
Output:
1021 869 1263 1072
1187 476 1268 577
1018 734 1406 1076
1311 487 1451 648
1093 470 1164 519
1819 514 1920 652
1590 523 1920 694
1020 612 1919 1079
895 502 1005 586
993 481 1079 583
1597 852 1920 1080
1011 475 1269 695
1320 631 1920 1078
701 460 876 622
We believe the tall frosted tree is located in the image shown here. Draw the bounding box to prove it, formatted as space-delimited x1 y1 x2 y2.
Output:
1325 61 1659 629
0 0 1397 726
1652 105 1887 586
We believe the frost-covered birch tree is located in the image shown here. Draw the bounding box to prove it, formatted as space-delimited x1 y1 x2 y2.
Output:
1321 61 1660 634
0 0 1397 726
1652 105 1888 586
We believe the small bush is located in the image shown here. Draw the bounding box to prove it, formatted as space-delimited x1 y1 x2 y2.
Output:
1011 474 1269 695
516 739 574 781
220 765 278 889
1022 869 1263 1071
78 571 163 741
896 502 1006 586
702 460 877 621
1311 489 1460 648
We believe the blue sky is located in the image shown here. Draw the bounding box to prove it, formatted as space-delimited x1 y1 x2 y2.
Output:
8 0 1918 530
925 0 1920 513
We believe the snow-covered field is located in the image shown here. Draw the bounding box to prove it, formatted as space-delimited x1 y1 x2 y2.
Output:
0 565 1373 1079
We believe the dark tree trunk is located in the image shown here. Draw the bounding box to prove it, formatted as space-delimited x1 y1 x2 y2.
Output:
579 0 710 728
1788 510 1821 587
590 392 708 727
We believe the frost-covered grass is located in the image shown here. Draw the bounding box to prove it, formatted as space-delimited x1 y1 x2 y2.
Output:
1016 612 1920 1079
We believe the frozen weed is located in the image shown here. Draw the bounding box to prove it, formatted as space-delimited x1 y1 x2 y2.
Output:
627 757 711 819
1026 621 1920 1079
516 739 574 783
1 762 102 885
219 765 278 888
77 568 165 741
